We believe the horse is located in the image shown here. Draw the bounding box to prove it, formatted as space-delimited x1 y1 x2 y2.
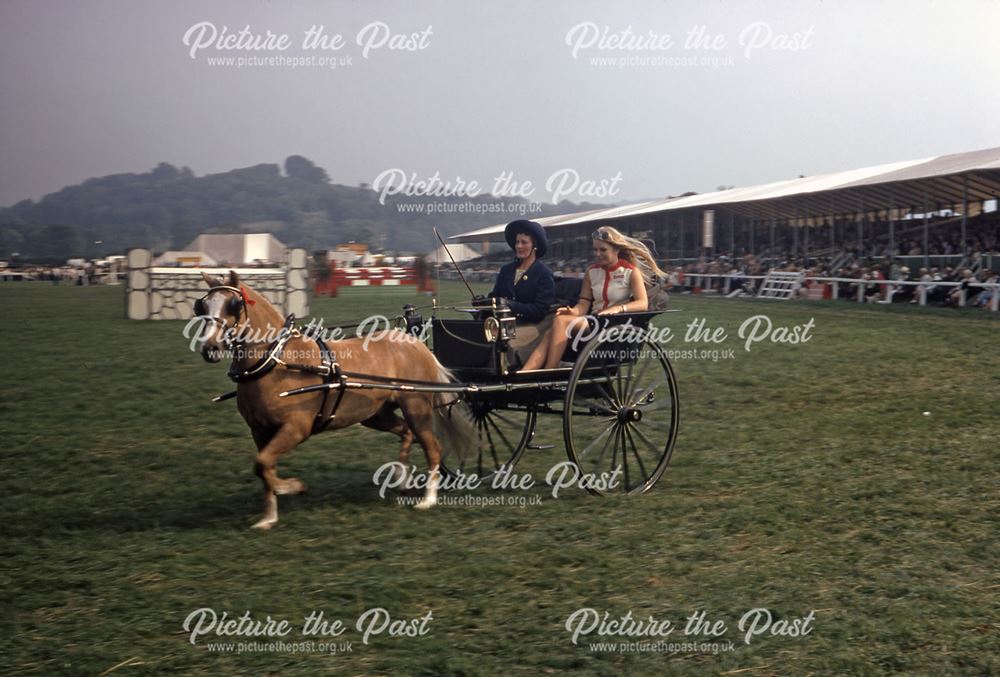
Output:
194 271 474 529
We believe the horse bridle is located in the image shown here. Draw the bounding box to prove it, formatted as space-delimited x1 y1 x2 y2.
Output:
194 286 246 331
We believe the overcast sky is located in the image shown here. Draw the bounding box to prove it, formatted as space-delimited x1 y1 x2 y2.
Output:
1 0 998 208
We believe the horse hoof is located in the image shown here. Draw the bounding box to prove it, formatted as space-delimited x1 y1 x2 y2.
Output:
413 500 436 511
251 517 277 530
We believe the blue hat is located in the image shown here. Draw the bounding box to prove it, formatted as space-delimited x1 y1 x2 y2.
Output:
504 219 548 258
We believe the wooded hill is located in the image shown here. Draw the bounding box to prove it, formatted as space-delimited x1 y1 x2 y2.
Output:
0 156 613 262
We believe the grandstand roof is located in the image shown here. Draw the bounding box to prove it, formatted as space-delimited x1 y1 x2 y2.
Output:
451 146 1000 242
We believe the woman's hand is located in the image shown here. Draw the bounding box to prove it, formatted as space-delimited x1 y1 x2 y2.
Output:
555 305 574 316
597 304 627 316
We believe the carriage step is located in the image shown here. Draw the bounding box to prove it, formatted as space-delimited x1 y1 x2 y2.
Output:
527 443 555 450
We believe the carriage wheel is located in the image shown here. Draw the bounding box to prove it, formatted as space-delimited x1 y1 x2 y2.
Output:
441 397 537 481
563 334 679 495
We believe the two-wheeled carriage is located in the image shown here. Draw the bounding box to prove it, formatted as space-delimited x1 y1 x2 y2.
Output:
397 300 680 495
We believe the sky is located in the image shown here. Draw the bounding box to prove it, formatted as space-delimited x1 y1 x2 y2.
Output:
1 0 999 208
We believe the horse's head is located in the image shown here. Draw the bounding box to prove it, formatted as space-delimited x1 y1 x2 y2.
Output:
196 270 246 363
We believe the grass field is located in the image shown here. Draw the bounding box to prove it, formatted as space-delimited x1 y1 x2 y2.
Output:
2 281 998 676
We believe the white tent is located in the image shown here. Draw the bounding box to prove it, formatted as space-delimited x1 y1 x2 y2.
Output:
428 243 480 264
152 250 218 266
181 233 287 265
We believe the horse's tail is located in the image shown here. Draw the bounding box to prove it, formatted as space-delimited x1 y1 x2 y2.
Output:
431 361 476 465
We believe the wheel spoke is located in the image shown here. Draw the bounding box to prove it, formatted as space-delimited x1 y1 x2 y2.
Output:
631 377 668 408
578 418 616 461
594 421 618 468
489 409 520 428
620 424 631 490
630 349 654 393
623 424 650 480
629 423 663 459
591 367 619 409
610 425 619 476
478 419 495 475
621 359 636 406
572 400 616 417
485 414 515 458
572 381 616 414
637 395 672 413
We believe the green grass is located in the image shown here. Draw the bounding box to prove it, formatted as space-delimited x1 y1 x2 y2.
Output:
1 282 998 675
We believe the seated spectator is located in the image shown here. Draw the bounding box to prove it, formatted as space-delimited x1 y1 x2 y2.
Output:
946 269 979 307
971 270 997 308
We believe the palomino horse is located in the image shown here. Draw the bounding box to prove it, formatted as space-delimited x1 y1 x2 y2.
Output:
195 271 474 529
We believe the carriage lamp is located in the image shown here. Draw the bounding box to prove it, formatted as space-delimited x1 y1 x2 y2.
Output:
401 304 423 337
483 317 500 343
494 301 517 343
481 300 516 344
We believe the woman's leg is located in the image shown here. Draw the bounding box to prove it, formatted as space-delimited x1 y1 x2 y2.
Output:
522 314 576 370
520 334 550 371
543 315 589 369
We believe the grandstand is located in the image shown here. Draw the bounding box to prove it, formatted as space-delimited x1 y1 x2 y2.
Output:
453 147 999 262
451 147 1000 309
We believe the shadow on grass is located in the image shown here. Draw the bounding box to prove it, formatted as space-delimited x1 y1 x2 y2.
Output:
6 469 408 535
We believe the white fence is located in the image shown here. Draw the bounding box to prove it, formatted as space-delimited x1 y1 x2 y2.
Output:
125 247 310 320
683 272 999 311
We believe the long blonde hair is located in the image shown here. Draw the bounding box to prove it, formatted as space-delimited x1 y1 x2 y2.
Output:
592 225 666 283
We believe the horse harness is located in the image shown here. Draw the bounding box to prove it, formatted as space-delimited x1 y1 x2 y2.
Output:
198 286 345 434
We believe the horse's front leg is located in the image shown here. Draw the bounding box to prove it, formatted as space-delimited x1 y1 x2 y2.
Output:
251 424 309 530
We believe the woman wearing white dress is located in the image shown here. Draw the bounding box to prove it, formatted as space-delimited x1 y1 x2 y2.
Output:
521 226 665 371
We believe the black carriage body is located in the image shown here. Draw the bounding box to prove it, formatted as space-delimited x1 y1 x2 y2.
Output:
432 311 663 379
431 317 502 374
429 309 680 494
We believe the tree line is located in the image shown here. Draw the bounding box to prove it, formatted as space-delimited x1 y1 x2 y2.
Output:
0 156 612 263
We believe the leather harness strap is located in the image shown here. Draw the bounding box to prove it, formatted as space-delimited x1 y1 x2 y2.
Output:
219 315 347 433
307 334 345 434
226 315 297 383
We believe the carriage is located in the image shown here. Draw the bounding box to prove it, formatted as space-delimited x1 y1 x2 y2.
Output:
278 297 681 496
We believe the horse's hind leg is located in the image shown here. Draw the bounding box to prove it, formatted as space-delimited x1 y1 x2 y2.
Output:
251 424 308 530
363 404 415 485
399 397 443 510
363 405 415 463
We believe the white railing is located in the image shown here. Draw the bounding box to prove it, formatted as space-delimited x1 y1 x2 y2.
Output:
682 273 999 311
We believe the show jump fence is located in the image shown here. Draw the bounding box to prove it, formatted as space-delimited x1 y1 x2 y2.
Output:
125 248 310 320
314 265 420 296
